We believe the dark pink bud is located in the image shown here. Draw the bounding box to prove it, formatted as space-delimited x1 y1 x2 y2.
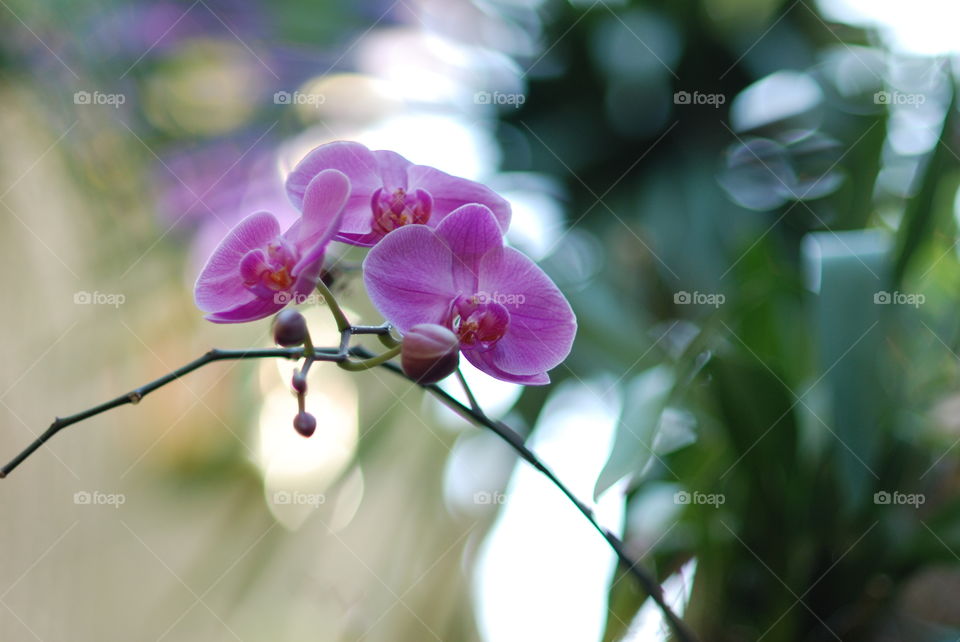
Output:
293 411 317 437
273 309 309 347
401 323 460 384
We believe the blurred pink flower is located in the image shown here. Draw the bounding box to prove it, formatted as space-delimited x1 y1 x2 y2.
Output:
286 141 511 246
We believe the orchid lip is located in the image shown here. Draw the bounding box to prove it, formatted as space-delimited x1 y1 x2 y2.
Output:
370 187 433 236
240 237 300 300
448 294 510 351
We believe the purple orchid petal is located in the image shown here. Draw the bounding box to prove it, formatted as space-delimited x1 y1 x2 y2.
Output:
336 230 385 246
371 150 411 190
238 249 271 289
291 260 324 296
475 247 577 376
286 141 380 206
286 141 380 239
435 203 505 258
291 169 349 274
362 224 458 332
298 169 350 244
204 296 286 324
462 350 551 385
407 164 511 231
287 141 513 247
195 211 280 314
435 204 505 293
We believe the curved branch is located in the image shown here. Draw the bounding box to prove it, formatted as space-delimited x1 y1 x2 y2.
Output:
1 341 696 641
354 348 697 642
0 347 336 478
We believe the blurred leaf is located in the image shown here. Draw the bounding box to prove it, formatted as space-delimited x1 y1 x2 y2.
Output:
707 354 800 505
601 566 648 642
697 354 808 639
651 409 697 459
830 112 887 229
802 229 891 507
594 365 675 500
893 84 959 285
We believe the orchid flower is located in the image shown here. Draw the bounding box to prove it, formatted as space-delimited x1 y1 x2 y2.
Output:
194 169 349 323
285 141 511 246
363 203 577 384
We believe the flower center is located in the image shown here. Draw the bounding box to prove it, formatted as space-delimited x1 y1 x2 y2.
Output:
448 294 510 350
371 187 432 235
240 237 299 299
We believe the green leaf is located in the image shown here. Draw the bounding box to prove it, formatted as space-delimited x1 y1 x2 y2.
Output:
892 83 959 285
594 365 675 500
601 566 649 642
801 229 891 507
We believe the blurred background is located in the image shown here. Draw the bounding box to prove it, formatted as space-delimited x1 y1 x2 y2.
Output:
2 0 960 640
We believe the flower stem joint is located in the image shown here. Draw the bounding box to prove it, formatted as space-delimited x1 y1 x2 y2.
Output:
291 371 308 394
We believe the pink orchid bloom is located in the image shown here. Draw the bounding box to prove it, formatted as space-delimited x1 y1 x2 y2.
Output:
285 141 511 246
363 204 576 384
194 169 349 323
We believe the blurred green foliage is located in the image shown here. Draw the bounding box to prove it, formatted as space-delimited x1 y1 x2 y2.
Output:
504 1 960 640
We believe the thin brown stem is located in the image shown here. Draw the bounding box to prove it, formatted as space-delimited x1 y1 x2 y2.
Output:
0 347 337 478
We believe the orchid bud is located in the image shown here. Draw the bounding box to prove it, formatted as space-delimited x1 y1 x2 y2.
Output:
401 324 460 384
293 411 317 438
273 309 309 347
